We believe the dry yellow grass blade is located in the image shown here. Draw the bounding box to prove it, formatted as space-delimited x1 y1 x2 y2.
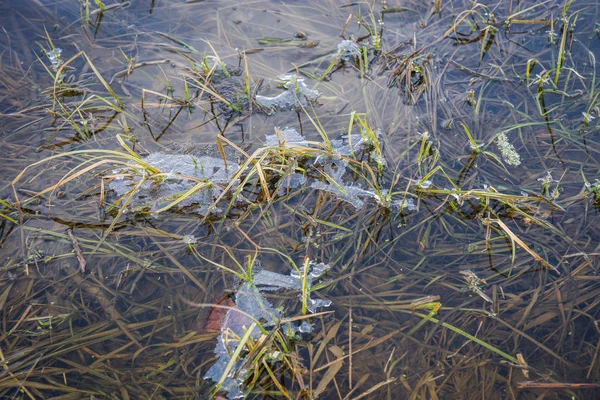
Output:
53 51 124 109
488 218 559 274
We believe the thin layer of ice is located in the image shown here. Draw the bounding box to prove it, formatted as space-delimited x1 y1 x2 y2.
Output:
389 197 418 212
336 40 361 62
265 127 307 147
142 153 237 184
311 181 375 210
108 153 239 216
253 261 330 292
330 134 367 156
195 60 249 118
277 172 307 195
205 261 330 398
182 234 198 244
204 282 281 399
311 158 378 210
324 129 386 169
256 75 319 115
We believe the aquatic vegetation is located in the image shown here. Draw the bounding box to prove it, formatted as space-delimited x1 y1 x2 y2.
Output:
494 132 521 166
4 0 600 399
45 48 64 81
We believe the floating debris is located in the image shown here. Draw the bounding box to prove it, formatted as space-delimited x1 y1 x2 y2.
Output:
460 269 492 303
255 75 319 115
205 261 330 398
109 152 239 215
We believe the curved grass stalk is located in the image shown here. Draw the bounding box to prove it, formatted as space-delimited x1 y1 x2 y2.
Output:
403 309 518 364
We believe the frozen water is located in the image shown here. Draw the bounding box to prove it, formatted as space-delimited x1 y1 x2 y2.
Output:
194 60 248 117
307 297 332 314
311 181 375 210
141 153 238 184
256 75 319 115
46 48 62 70
311 158 378 210
108 153 239 216
182 235 197 244
253 261 330 294
204 282 281 399
265 127 307 147
390 197 418 212
252 269 303 291
298 320 314 333
417 180 432 189
326 129 385 168
46 48 65 81
336 40 361 62
277 172 307 195
205 261 330 398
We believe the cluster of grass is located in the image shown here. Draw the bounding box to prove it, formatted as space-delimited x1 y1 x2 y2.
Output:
2 0 600 399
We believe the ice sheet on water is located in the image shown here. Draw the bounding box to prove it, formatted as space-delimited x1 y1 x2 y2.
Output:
205 261 330 398
389 197 419 212
336 39 361 62
253 261 330 293
256 75 319 115
308 156 415 212
329 129 385 166
108 152 239 215
265 127 307 147
330 134 367 156
194 60 249 118
142 153 237 184
311 180 375 210
277 172 306 195
252 262 332 313
46 48 62 70
310 157 378 210
204 281 281 399
265 128 309 195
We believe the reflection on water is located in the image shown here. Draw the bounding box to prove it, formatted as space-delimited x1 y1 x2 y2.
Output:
1 0 600 398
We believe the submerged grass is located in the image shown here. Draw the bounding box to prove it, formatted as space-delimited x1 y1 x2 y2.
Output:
2 0 600 399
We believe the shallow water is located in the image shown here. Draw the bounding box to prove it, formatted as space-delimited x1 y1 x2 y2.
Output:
1 0 600 399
